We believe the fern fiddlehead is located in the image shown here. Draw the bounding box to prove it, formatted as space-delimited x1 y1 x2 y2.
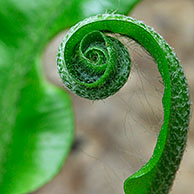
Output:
57 14 190 194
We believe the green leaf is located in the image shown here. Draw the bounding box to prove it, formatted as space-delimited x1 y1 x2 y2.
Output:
0 0 140 193
57 14 191 194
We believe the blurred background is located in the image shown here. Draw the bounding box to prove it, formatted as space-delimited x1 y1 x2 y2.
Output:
31 0 194 193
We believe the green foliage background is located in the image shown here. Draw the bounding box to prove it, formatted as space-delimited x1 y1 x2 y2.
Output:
0 0 140 193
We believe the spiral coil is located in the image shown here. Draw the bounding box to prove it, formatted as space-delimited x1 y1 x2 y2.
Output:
57 14 190 194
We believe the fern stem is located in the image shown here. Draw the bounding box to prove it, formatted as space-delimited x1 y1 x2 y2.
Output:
57 14 190 194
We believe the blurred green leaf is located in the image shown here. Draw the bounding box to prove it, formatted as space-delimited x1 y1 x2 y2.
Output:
0 0 140 193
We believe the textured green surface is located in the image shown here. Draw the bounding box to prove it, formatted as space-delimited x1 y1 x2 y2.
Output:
57 14 191 194
0 1 140 194
58 30 131 99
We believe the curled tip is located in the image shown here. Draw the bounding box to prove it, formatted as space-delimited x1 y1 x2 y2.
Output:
57 14 190 194
57 28 131 100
